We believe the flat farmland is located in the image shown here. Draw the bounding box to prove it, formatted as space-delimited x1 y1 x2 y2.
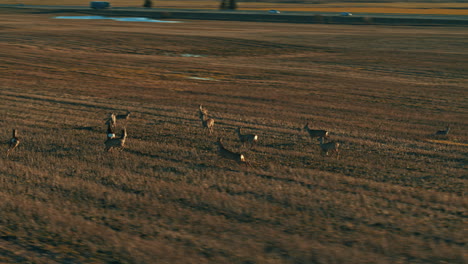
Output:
0 8 467 264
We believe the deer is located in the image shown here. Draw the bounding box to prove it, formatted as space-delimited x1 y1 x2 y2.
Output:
116 110 131 121
199 104 208 114
435 125 450 136
236 127 258 148
106 123 116 139
217 138 249 165
6 129 20 157
304 123 329 139
104 128 127 152
317 136 340 158
199 105 215 134
105 112 117 128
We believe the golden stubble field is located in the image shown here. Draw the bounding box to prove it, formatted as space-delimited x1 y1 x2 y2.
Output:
0 7 467 264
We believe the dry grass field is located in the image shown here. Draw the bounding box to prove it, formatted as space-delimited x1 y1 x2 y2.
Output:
0 7 467 264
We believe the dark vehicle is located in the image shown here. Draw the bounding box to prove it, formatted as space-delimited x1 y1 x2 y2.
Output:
90 1 111 9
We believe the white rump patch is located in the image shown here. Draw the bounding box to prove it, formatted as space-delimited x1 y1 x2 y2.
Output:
240 155 245 162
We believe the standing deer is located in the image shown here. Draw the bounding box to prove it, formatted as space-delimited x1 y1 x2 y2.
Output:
435 125 450 136
105 113 117 127
217 138 248 164
199 104 209 116
304 123 329 139
104 128 127 152
199 105 215 134
236 127 258 148
317 137 340 158
6 129 20 157
106 123 116 139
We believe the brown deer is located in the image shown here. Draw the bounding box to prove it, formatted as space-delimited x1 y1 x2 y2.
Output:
105 113 116 127
199 104 209 116
317 136 340 158
217 138 248 164
199 105 215 134
236 127 258 148
106 123 116 140
435 125 450 136
6 129 20 157
104 128 127 152
304 123 329 139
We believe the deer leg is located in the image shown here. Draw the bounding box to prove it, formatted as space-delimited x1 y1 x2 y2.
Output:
248 141 254 149
6 146 17 157
242 160 253 168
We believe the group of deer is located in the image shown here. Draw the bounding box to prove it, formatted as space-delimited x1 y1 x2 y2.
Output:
199 105 258 166
199 104 341 164
303 124 452 158
3 106 451 159
3 111 131 157
104 111 131 152
303 123 340 158
199 106 456 164
200 104 343 165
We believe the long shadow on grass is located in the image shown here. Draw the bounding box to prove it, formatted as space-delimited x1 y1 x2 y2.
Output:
128 148 243 172
5 93 114 112
124 149 188 166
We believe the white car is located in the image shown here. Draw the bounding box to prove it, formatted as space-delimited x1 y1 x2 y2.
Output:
340 12 353 16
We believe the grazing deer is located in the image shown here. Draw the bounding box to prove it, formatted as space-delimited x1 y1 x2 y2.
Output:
6 129 20 157
106 123 116 139
116 111 131 121
217 138 248 164
199 105 215 134
317 137 340 158
435 125 450 136
304 123 329 139
104 128 127 152
236 127 258 148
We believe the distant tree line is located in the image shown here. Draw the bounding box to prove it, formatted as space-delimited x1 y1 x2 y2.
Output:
220 0 237 10
141 0 238 10
143 0 152 8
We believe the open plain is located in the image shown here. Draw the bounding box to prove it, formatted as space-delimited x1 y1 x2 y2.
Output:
0 6 467 264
